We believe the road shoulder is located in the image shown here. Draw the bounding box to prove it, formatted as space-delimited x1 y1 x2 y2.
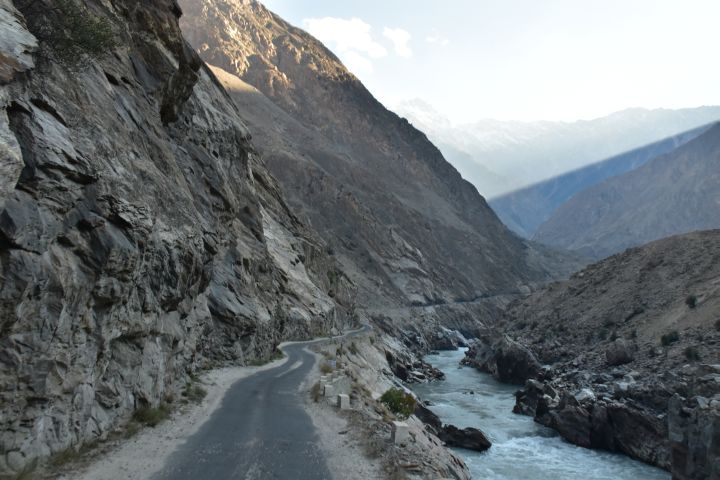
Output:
56 358 288 480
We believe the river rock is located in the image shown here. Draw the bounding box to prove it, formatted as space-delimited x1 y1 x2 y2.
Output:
438 425 492 452
463 331 541 384
414 401 442 434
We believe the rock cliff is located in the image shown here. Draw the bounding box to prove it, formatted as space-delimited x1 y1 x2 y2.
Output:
0 0 353 474
465 230 720 475
177 0 579 315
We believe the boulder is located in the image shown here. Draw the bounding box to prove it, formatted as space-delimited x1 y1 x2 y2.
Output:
414 402 442 433
463 333 541 384
605 339 635 366
438 425 491 452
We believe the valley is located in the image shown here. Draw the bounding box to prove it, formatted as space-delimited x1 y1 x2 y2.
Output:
0 1 718 480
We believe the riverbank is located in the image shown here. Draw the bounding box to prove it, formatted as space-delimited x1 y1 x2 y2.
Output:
413 349 670 480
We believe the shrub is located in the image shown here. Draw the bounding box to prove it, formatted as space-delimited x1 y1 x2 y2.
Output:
319 362 333 374
19 0 116 67
348 341 359 355
686 295 698 309
661 330 680 346
310 382 322 402
715 319 720 331
182 383 207 404
684 346 701 361
379 388 416 420
132 403 172 427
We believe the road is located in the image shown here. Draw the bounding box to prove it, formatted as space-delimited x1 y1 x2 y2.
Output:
154 326 368 480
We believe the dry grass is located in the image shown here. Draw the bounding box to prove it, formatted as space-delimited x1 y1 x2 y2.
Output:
132 403 172 427
310 381 322 402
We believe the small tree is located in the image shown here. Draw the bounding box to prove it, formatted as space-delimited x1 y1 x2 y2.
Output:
685 295 698 309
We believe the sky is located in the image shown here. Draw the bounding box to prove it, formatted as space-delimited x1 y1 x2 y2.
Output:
262 0 720 124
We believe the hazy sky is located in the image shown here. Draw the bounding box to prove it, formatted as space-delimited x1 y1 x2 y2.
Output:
262 0 720 123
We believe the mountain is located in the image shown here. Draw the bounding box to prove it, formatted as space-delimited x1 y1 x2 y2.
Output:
178 0 578 311
0 1 354 473
490 123 714 237
395 100 720 198
464 230 720 476
534 123 720 259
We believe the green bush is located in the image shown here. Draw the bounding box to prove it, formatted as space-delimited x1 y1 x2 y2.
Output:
715 319 720 331
348 341 359 355
686 295 698 309
380 388 416 420
661 330 680 346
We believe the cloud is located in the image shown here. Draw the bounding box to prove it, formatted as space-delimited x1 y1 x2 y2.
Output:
383 27 412 58
426 31 450 46
303 17 387 59
341 51 375 75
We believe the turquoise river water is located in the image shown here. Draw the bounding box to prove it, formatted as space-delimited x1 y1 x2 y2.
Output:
411 349 670 480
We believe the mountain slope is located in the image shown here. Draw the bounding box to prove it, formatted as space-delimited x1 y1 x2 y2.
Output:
490 124 714 237
534 123 720 259
178 0 578 309
466 230 720 475
396 100 720 198
0 1 353 473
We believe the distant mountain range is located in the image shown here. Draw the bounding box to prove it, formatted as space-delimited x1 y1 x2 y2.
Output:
534 123 720 259
490 123 715 237
395 100 720 199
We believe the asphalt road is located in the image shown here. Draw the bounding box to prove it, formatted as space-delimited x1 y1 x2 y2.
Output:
154 327 368 480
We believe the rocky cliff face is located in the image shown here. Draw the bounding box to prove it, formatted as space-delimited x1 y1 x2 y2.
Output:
465 230 720 475
177 0 578 315
534 123 720 260
0 0 353 474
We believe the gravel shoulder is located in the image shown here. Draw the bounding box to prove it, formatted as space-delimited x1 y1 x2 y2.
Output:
60 358 288 480
301 351 384 480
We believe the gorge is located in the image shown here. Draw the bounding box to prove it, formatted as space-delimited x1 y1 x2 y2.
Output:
0 1 717 479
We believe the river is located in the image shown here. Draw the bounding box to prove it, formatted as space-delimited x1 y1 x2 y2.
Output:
411 349 670 480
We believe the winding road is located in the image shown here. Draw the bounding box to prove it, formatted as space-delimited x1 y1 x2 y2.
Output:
154 326 368 480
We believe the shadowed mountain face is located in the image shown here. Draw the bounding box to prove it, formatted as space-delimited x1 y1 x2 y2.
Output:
534 123 720 259
178 0 579 308
490 124 715 237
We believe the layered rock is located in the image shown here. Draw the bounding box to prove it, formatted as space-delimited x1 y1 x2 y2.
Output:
669 392 720 479
465 231 720 474
0 0 353 474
